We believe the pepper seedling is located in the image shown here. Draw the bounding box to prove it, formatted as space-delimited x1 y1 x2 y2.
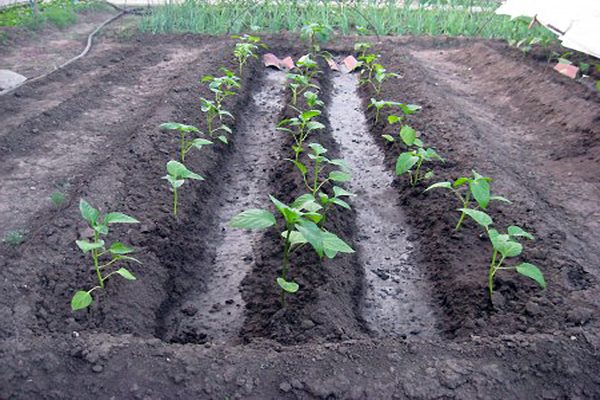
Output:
200 68 240 144
354 42 372 59
71 199 141 311
296 54 320 80
373 64 400 96
304 91 324 109
229 194 353 306
459 208 546 301
288 142 354 227
300 22 332 55
368 99 420 124
163 160 204 216
425 170 512 229
278 110 325 161
285 73 320 106
159 122 213 163
231 34 267 75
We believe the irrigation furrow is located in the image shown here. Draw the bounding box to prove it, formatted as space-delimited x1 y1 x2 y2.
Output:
161 69 287 345
327 71 438 339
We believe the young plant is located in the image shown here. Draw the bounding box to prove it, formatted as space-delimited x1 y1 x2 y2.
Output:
71 199 140 310
229 194 353 306
159 122 213 163
50 190 68 208
200 68 240 143
358 53 380 88
373 64 400 96
393 124 443 187
425 170 512 230
296 54 320 80
200 98 234 144
231 34 267 75
354 42 372 59
459 208 546 301
288 142 354 227
368 99 420 124
278 110 325 160
300 22 332 55
285 73 319 107
163 160 204 216
304 90 324 109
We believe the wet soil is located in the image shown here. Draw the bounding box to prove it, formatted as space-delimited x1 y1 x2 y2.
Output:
1 32 600 399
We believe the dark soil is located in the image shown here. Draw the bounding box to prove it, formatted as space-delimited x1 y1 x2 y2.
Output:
1 31 600 399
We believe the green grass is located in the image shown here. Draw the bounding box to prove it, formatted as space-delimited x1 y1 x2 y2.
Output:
0 0 103 29
138 0 553 41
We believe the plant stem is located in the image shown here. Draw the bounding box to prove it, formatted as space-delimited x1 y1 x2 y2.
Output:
281 225 293 308
455 192 471 230
173 187 178 216
93 231 103 288
488 248 498 300
180 131 186 162
412 158 422 187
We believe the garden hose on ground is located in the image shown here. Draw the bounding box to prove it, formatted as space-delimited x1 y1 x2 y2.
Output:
0 3 148 97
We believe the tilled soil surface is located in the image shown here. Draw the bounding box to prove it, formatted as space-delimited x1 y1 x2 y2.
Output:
1 32 600 399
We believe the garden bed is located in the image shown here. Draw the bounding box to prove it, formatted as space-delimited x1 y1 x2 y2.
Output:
1 33 600 399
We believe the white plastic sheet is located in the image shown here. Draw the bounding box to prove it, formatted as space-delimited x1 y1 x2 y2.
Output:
496 0 600 59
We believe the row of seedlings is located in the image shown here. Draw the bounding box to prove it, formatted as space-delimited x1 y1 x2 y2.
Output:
229 29 356 307
70 36 265 310
354 42 546 303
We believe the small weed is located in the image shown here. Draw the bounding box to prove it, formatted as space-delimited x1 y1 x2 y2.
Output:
3 230 26 246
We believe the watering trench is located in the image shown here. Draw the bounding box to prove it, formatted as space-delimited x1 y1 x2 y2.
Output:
327 72 438 338
159 69 287 345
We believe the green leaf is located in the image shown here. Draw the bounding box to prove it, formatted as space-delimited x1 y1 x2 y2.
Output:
400 103 421 114
301 110 321 120
508 226 534 241
382 134 395 142
115 268 136 280
277 277 299 293
291 194 322 212
333 186 355 197
453 177 469 187
323 231 354 259
387 115 402 124
288 159 308 176
490 195 512 204
515 263 546 289
104 212 139 224
328 159 351 171
229 209 276 229
330 198 351 209
306 121 325 131
76 239 105 253
218 135 229 144
191 138 213 148
109 242 133 254
458 208 493 228
470 178 491 209
329 171 352 182
395 152 419 175
79 199 99 225
113 255 142 264
71 291 93 311
282 230 308 246
400 125 416 146
489 230 522 258
425 182 452 191
94 224 109 235
308 143 327 155
303 212 323 224
295 220 324 258
160 122 199 133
